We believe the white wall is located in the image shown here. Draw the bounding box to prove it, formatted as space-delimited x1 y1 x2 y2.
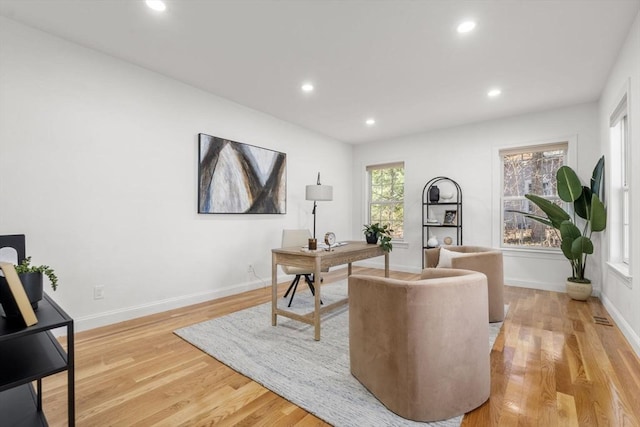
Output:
0 17 353 331
352 103 600 293
598 11 640 356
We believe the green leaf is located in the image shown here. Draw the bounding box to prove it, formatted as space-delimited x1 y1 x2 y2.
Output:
560 221 581 240
571 236 593 256
557 166 583 203
590 194 607 232
504 210 553 227
524 194 570 229
574 186 591 220
560 221 581 260
591 155 605 199
561 238 577 260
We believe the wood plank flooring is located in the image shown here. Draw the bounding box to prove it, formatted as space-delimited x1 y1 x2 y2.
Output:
41 268 640 426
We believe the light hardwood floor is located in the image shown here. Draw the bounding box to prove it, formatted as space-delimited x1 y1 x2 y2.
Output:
43 268 640 426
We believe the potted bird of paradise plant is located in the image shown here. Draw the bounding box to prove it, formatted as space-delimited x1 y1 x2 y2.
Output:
509 156 605 300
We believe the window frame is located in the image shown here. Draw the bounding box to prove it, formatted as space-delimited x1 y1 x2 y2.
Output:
500 143 568 250
366 162 405 241
491 136 577 254
609 92 631 271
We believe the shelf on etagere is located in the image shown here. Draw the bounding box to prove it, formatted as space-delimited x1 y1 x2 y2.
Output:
0 332 68 390
0 383 48 426
0 293 74 426
424 202 459 206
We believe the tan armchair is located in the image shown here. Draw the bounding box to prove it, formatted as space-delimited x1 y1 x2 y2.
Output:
349 268 490 422
425 245 505 322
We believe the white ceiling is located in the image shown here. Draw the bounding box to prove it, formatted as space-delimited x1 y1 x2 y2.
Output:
1 0 638 144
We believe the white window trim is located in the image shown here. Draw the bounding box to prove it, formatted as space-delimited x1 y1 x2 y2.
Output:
607 80 632 282
365 161 406 242
491 135 577 254
607 261 632 288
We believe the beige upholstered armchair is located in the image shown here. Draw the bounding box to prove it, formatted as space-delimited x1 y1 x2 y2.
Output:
348 269 490 422
425 245 505 322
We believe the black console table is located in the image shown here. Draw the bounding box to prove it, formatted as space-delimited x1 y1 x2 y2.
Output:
0 293 74 426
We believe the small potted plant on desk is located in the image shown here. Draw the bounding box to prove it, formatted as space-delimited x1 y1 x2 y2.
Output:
363 223 394 252
0 256 59 317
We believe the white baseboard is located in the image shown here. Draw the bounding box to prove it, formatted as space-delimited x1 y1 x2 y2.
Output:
73 275 280 333
505 278 566 293
600 293 640 358
505 279 604 299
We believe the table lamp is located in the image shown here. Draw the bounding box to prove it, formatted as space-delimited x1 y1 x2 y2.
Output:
306 172 333 247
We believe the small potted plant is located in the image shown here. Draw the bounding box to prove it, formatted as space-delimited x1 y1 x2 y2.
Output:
363 223 394 252
0 256 58 316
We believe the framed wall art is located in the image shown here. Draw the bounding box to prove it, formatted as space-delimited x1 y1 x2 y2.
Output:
198 133 287 214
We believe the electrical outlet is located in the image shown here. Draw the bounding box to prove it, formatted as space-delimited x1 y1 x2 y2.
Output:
94 285 105 300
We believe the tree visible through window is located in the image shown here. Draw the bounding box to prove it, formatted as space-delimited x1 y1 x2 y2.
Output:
501 144 567 248
367 163 404 239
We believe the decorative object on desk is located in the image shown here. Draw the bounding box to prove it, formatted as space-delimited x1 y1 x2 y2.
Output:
428 185 440 203
427 236 439 248
0 256 58 316
0 262 38 325
324 232 336 247
198 133 286 214
365 232 378 244
443 236 453 245
443 210 457 225
362 223 393 252
308 238 317 250
306 172 333 240
507 156 605 301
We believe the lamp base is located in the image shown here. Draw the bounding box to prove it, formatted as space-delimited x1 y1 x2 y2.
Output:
308 238 317 250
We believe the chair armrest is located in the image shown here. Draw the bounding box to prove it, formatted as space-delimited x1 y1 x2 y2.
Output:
424 247 440 268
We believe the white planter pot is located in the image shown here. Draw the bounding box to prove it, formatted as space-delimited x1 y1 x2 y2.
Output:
566 279 592 301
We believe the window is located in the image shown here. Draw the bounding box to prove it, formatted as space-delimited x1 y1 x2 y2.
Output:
610 94 630 265
500 143 568 248
367 162 404 239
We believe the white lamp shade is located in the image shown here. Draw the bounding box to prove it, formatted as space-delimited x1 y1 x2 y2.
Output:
306 184 333 201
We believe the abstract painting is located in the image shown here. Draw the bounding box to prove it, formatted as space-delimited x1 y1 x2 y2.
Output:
198 134 286 214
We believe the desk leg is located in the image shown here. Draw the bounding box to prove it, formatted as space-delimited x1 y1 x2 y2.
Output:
384 252 389 278
314 257 321 341
272 253 278 326
37 379 42 411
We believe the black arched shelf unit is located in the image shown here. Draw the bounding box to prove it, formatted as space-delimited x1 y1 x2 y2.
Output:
422 176 462 268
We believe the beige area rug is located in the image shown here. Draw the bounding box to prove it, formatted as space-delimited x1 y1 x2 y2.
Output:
175 281 506 427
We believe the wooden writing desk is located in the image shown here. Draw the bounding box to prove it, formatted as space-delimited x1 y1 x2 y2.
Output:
271 241 389 340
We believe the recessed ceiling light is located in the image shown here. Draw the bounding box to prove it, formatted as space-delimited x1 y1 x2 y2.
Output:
146 0 166 12
301 83 314 93
487 88 502 98
365 118 376 126
457 21 476 33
